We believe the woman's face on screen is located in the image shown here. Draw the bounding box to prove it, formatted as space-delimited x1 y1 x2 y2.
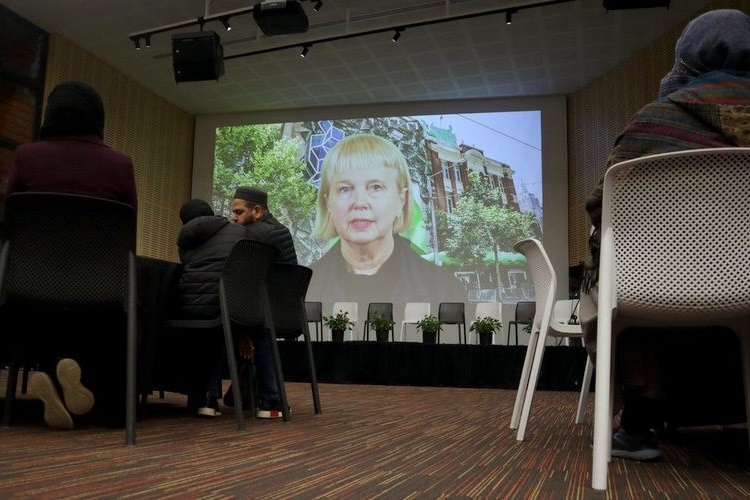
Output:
325 165 405 247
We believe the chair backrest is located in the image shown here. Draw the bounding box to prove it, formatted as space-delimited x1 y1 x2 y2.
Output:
0 192 136 309
367 302 393 321
601 148 750 324
219 239 277 328
512 239 555 337
552 299 578 325
404 302 431 322
305 301 323 323
515 301 536 324
475 302 501 321
268 263 313 339
438 302 465 323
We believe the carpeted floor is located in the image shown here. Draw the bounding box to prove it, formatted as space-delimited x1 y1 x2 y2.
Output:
1 378 749 498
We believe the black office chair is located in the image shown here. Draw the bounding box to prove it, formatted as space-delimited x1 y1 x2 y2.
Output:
0 192 138 445
304 301 323 341
438 302 467 344
268 264 321 415
220 239 290 429
507 301 536 345
363 302 394 341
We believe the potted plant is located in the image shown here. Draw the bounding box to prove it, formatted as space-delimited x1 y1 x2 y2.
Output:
323 310 354 342
415 314 442 344
369 314 395 343
470 316 503 345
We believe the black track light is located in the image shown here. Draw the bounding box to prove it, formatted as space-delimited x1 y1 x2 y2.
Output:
505 11 513 25
392 28 402 43
313 1 323 12
300 44 310 58
132 37 141 50
221 17 232 31
145 35 151 48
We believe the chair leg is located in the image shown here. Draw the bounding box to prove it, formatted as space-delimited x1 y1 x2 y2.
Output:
516 329 548 441
20 365 30 395
510 330 537 431
221 305 246 431
267 327 291 422
575 355 594 424
303 328 322 415
2 357 21 427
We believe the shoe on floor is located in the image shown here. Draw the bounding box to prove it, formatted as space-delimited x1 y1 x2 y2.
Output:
29 372 74 430
611 427 661 461
197 394 222 418
56 358 95 415
256 399 287 419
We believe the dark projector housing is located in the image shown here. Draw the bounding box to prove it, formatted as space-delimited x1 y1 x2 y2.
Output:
603 0 670 9
253 0 309 36
171 31 225 83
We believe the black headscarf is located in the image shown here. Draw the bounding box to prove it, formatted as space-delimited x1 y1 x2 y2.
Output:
39 81 105 139
659 9 750 98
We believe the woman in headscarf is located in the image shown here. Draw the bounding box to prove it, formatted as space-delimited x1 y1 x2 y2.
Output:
579 9 750 462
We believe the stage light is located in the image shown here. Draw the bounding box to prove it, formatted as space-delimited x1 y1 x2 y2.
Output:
300 44 310 58
132 36 141 50
313 1 323 12
506 11 513 24
221 17 232 31
392 28 402 43
145 35 151 48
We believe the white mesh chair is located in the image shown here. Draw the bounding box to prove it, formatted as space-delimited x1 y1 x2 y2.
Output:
331 302 358 341
509 238 593 441
591 148 750 490
400 302 431 341
470 302 502 344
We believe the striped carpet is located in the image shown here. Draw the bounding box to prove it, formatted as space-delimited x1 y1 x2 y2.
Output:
1 379 749 498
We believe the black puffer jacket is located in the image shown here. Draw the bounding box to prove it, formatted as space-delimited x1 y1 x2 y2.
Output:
244 212 298 264
176 216 247 319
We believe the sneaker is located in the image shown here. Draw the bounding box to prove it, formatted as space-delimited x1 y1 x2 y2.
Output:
56 358 95 416
197 394 221 418
611 427 662 461
29 372 74 430
256 399 287 419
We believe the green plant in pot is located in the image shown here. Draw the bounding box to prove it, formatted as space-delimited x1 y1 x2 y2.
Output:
470 316 502 345
415 314 442 344
369 314 395 342
323 310 354 342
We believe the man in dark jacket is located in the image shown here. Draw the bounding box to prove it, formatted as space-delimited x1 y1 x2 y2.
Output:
176 199 246 417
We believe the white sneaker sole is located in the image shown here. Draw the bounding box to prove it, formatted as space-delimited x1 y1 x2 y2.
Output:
56 359 95 415
29 372 73 430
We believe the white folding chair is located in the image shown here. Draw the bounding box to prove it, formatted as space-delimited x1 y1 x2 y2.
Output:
592 148 750 490
400 302 431 341
470 302 502 344
509 238 593 441
331 302 358 341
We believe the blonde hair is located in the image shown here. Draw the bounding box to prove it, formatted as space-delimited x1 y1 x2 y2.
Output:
313 134 413 239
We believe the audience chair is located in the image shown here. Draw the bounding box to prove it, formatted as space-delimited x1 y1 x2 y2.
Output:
0 192 138 445
304 302 324 341
219 239 289 429
400 302 431 341
509 238 592 442
363 302 394 341
506 301 536 345
268 264 321 415
331 302 358 341
470 302 502 344
438 302 466 344
592 148 750 490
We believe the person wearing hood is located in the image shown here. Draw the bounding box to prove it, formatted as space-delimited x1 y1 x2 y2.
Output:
578 9 750 462
175 199 247 417
4 80 137 430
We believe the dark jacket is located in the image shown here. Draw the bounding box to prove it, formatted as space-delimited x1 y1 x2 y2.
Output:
244 212 298 264
176 216 247 319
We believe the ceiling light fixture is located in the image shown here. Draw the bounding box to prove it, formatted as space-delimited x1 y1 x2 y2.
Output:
131 36 141 50
300 44 311 58
313 1 323 12
392 28 402 43
505 11 513 25
145 35 151 48
221 17 232 31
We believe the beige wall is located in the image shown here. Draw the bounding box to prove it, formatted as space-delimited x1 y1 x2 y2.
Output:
44 34 194 261
567 0 750 266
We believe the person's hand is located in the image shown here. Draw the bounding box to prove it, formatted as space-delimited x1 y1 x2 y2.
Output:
238 335 254 360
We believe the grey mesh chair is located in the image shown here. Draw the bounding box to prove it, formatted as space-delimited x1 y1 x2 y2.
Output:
219 239 289 429
304 301 323 341
591 148 750 490
507 301 536 345
363 302 394 341
268 263 321 415
438 302 467 344
0 192 138 445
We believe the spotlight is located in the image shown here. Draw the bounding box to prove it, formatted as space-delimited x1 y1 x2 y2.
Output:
313 1 323 12
145 35 151 48
505 11 513 25
132 36 141 50
221 17 232 31
300 44 310 58
392 28 402 43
